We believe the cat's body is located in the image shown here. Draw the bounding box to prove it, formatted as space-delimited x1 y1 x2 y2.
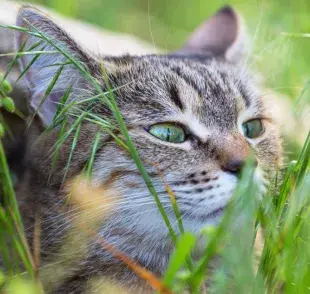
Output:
13 5 281 293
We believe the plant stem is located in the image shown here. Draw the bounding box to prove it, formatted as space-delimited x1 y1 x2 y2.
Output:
0 140 23 229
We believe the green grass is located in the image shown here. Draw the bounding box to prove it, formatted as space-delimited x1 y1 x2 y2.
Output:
0 3 310 293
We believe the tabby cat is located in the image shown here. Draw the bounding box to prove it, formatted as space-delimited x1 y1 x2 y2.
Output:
14 5 281 293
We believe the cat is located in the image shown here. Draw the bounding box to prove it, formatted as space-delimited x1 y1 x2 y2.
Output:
14 5 282 293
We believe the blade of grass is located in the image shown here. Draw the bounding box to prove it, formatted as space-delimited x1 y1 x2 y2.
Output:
101 67 177 243
86 131 102 181
28 64 65 127
16 46 46 83
281 32 310 38
0 40 27 87
295 132 310 184
0 225 13 275
163 233 196 287
0 50 58 57
74 217 173 294
152 163 194 271
53 85 72 123
47 116 67 184
0 112 13 138
0 140 22 229
0 208 33 276
62 113 86 184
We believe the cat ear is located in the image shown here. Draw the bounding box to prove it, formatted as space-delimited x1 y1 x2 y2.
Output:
177 6 248 63
15 6 97 126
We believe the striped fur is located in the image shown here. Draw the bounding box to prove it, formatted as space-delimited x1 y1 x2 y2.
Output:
15 5 282 293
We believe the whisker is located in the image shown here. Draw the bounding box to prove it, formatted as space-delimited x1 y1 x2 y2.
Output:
239 4 264 80
40 200 171 243
147 0 157 53
41 204 172 247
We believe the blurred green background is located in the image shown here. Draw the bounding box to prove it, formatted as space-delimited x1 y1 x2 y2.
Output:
25 0 310 101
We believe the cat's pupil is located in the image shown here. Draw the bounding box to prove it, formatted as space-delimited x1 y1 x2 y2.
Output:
166 127 171 142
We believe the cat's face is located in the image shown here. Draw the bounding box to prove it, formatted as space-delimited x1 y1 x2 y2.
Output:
90 56 280 238
16 6 281 251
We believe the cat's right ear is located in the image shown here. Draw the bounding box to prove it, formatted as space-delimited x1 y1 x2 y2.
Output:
177 6 248 63
15 6 97 126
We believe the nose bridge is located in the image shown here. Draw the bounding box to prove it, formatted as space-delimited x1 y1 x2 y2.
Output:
215 132 251 168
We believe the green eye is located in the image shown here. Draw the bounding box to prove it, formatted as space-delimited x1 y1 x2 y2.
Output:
148 123 186 143
242 119 264 139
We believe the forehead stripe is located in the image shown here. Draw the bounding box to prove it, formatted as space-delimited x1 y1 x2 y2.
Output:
169 66 204 97
168 82 184 111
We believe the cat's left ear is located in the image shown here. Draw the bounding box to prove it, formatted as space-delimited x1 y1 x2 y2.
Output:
177 6 248 63
15 6 99 126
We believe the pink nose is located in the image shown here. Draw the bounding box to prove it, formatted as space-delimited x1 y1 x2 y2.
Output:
216 133 254 175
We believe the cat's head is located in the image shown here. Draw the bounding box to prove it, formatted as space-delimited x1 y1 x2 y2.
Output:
16 6 281 243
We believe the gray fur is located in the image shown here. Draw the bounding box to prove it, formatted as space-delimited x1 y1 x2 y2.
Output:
14 5 282 293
